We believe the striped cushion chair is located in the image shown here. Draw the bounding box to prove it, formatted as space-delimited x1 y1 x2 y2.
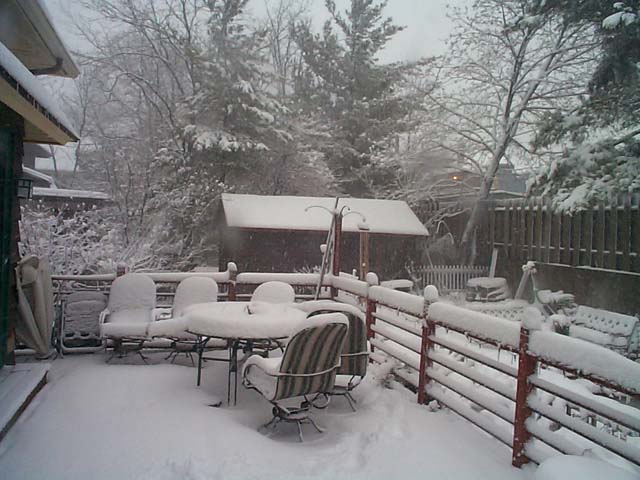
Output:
242 313 349 441
305 303 369 411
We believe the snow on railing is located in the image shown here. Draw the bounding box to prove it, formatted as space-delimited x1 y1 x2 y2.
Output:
529 330 640 395
428 302 521 350
51 263 640 470
329 277 640 470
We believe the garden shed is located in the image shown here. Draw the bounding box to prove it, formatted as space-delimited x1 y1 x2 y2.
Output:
214 194 429 278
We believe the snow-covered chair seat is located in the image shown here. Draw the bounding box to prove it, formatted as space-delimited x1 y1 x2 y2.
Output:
568 306 639 358
242 313 349 441
148 276 219 340
147 277 227 358
61 291 107 353
251 281 295 304
302 301 368 411
100 273 156 344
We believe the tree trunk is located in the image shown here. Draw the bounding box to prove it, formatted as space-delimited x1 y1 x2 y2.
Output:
459 145 505 264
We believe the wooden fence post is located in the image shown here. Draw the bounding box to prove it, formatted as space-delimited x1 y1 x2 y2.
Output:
227 262 237 302
512 324 536 467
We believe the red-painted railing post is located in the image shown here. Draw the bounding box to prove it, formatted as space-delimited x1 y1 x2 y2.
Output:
512 325 536 467
418 286 439 405
227 262 238 302
365 272 378 357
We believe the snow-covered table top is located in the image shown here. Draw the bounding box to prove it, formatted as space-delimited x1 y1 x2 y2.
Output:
186 302 307 340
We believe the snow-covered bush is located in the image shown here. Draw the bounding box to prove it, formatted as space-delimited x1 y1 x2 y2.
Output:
19 202 125 274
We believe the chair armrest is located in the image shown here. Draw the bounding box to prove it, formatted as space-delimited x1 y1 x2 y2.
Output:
242 355 282 378
153 307 172 320
98 308 110 325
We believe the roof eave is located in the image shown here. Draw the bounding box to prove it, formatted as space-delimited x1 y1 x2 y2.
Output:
15 0 80 78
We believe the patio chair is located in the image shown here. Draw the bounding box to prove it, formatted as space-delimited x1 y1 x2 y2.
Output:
251 281 295 304
242 312 349 441
147 276 227 363
305 303 369 411
60 291 107 353
99 273 156 362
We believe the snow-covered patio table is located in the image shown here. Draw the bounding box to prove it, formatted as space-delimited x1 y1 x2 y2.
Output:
186 302 307 405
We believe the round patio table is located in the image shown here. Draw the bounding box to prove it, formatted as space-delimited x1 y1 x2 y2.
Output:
186 301 307 405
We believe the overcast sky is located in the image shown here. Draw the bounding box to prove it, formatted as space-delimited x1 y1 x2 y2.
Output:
45 0 457 62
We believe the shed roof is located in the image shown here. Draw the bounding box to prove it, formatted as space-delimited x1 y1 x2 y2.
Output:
220 194 429 236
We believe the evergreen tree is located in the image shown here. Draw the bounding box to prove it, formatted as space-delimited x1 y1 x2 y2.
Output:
293 0 414 196
530 1 640 207
150 0 292 268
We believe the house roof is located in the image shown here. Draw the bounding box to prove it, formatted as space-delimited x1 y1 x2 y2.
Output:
0 0 79 78
0 42 78 144
219 194 429 236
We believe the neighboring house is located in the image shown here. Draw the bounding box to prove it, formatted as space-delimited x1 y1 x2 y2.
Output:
0 0 79 367
428 164 527 206
215 194 429 279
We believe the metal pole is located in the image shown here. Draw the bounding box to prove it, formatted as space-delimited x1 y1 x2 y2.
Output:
512 326 535 467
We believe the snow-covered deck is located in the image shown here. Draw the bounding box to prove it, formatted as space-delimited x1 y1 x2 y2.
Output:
0 354 530 480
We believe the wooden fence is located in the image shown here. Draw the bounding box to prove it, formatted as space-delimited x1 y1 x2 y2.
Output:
485 195 640 273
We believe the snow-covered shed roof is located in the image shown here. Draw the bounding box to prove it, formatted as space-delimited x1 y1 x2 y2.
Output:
219 194 429 236
0 43 78 145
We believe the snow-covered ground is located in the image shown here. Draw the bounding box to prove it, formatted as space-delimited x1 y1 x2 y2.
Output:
0 353 532 480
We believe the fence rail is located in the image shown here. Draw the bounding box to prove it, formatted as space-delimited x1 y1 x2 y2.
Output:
486 195 640 273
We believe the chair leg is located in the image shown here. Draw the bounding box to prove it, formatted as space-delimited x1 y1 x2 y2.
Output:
304 416 325 434
263 403 324 441
345 392 357 412
258 416 280 436
137 350 149 364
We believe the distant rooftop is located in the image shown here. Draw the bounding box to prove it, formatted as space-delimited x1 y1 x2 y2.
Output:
32 187 111 201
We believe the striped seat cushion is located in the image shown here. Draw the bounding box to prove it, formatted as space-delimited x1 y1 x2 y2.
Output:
306 309 368 379
243 313 348 402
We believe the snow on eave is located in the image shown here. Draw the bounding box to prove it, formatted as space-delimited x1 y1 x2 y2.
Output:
0 42 78 144
15 0 80 78
32 187 111 201
219 194 429 236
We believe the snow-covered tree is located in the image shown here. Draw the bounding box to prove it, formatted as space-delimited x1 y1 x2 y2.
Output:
293 0 422 196
529 1 640 207
430 0 598 261
19 203 125 275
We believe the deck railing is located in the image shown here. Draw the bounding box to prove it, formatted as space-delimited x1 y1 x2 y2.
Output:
51 265 640 469
332 274 640 469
